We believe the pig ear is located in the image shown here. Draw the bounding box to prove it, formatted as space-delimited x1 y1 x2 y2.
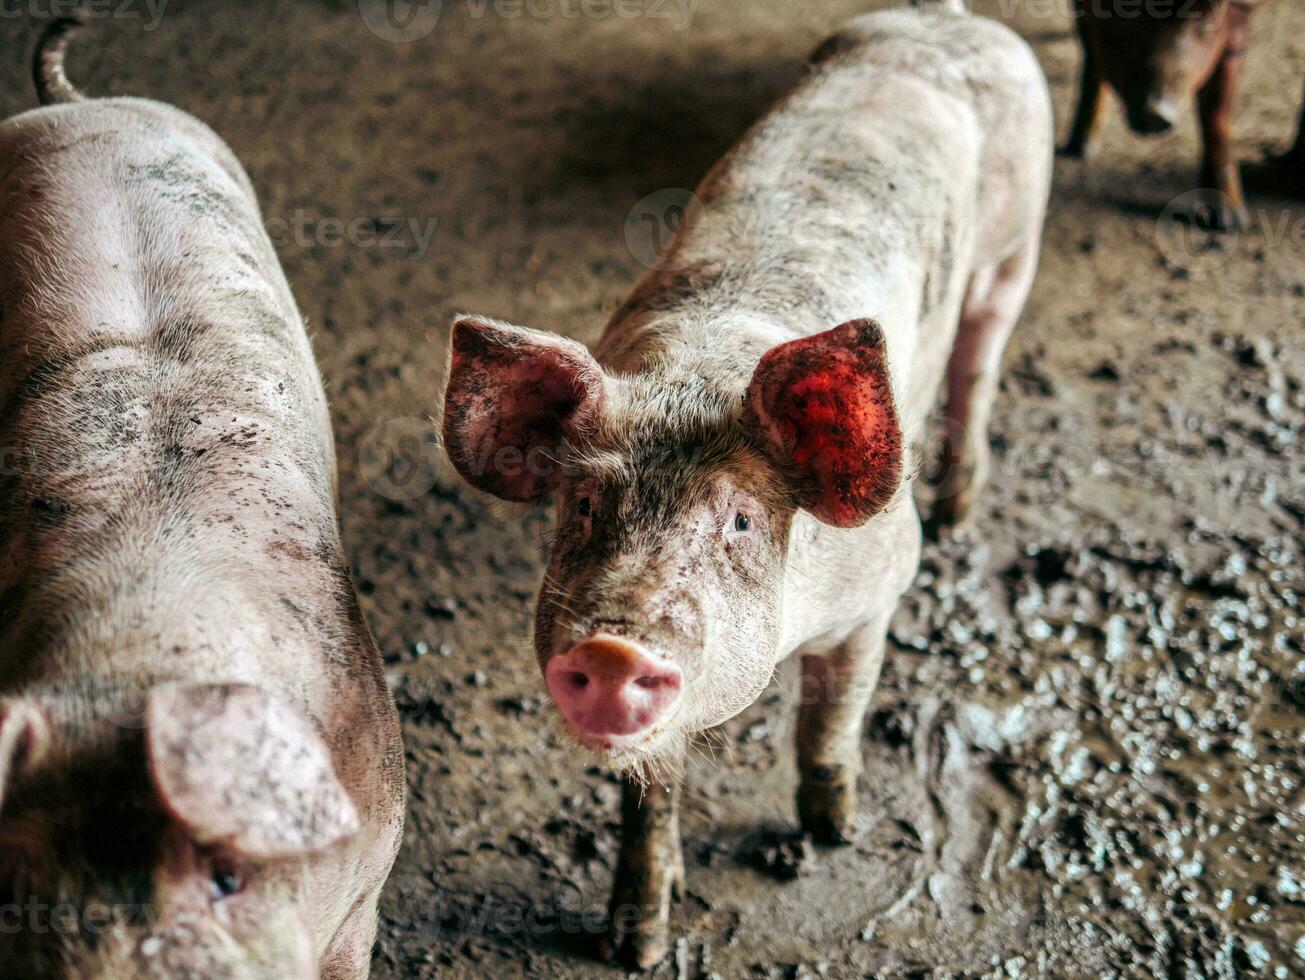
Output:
146 684 359 859
744 318 903 528
441 316 604 502
0 701 51 815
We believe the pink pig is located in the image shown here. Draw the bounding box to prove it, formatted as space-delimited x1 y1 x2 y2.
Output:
442 2 1052 967
0 18 403 979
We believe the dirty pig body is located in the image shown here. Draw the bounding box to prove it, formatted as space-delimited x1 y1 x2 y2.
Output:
442 5 1051 968
0 19 403 980
1061 0 1261 228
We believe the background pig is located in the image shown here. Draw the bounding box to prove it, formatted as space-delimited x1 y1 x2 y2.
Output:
1258 75 1305 197
1060 0 1260 228
441 2 1051 968
0 17 404 979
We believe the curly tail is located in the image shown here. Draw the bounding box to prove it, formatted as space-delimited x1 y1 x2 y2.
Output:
33 11 88 106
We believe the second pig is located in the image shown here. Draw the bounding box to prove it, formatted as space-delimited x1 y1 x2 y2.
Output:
442 3 1052 968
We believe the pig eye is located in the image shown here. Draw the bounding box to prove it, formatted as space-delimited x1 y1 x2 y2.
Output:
208 859 244 901
731 512 752 534
576 496 592 518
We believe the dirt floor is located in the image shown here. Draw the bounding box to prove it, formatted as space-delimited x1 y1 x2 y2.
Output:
3 0 1303 976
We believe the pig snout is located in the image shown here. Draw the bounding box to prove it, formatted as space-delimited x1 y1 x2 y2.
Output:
545 634 682 742
1125 93 1179 135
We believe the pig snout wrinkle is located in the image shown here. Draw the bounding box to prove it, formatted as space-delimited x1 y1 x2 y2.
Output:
546 635 682 740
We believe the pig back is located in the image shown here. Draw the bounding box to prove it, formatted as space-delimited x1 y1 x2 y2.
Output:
0 97 358 710
599 10 1050 432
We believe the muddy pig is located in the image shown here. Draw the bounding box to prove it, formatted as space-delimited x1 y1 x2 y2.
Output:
1061 0 1261 229
440 2 1051 968
0 17 404 979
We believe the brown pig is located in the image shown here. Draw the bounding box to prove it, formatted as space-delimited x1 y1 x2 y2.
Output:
1061 0 1261 229
1258 75 1305 198
440 2 1052 968
0 17 404 979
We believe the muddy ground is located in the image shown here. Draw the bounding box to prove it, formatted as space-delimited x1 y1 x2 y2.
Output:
3 0 1303 976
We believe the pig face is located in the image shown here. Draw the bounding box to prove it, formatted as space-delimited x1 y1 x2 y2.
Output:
0 685 357 979
1076 0 1231 134
442 317 902 767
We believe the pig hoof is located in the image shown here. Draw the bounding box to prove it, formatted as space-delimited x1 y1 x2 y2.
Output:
1056 139 1094 160
598 919 671 971
802 809 854 847
925 494 974 539
797 767 856 846
600 860 681 969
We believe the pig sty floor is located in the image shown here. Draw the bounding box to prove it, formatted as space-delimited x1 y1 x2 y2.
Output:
3 1 1302 976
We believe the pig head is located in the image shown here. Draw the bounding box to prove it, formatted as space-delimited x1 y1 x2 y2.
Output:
1073 0 1244 135
442 315 903 767
0 685 358 980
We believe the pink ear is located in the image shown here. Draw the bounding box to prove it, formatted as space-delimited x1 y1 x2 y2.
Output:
441 316 604 502
147 684 359 859
744 318 903 527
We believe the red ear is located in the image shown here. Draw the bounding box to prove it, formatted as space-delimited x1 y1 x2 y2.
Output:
441 316 604 502
147 684 359 859
744 318 902 527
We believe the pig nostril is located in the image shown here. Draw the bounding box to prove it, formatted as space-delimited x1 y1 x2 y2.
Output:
566 672 589 690
634 675 663 690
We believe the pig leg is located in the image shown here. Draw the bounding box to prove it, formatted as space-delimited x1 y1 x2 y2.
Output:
600 769 684 969
928 235 1039 533
1196 11 1250 230
1059 43 1106 159
1261 78 1305 199
796 621 887 845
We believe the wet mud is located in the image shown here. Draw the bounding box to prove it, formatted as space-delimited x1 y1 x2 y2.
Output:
1 0 1301 976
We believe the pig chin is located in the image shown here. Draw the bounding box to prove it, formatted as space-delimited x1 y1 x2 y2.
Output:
553 709 687 772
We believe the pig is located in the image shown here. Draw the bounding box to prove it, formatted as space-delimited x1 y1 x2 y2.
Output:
1257 76 1305 198
0 15 404 979
440 2 1052 968
1060 0 1261 229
